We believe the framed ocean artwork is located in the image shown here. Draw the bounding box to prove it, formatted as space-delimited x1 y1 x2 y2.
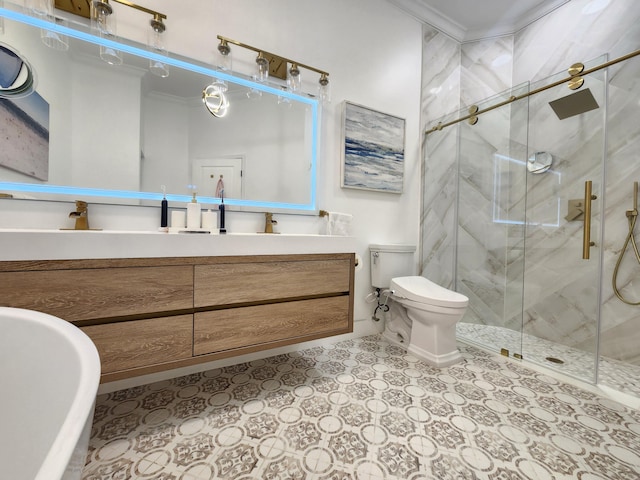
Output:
341 101 405 193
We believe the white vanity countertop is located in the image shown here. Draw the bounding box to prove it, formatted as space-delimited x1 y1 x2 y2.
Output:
0 230 357 261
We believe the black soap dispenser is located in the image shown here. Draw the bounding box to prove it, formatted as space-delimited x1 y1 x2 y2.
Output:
160 185 168 229
219 189 226 234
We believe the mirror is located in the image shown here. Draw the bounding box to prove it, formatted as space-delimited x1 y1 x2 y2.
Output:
0 5 318 213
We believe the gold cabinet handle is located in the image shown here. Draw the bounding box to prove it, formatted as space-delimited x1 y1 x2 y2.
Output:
583 180 597 259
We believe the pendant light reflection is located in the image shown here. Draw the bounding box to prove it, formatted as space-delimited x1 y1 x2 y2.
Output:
91 0 122 65
27 0 69 50
202 82 229 118
148 14 168 77
246 75 262 100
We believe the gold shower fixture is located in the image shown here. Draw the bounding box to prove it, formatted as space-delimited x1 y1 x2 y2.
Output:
216 35 330 100
467 105 479 125
567 62 585 90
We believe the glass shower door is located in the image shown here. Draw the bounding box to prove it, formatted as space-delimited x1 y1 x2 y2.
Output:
454 83 530 358
521 57 607 383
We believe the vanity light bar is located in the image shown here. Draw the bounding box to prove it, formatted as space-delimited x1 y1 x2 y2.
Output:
216 35 329 83
54 0 165 22
109 0 166 22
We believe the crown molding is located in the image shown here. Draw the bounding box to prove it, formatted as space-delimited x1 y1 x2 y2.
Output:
387 0 571 43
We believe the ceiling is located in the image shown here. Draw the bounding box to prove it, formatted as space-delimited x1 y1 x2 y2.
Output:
387 0 571 42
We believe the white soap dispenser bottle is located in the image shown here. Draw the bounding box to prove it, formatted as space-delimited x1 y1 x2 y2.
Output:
186 191 201 230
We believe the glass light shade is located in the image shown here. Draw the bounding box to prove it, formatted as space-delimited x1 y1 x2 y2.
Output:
277 87 291 107
91 0 113 34
149 57 169 77
41 28 69 50
256 53 269 82
94 2 121 66
245 75 262 99
318 75 331 103
148 26 169 77
217 41 232 71
100 31 123 65
287 64 301 92
26 0 51 15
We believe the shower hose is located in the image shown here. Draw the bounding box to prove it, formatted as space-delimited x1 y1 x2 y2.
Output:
612 182 640 305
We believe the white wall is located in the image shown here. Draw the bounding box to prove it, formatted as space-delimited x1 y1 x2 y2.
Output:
0 0 424 327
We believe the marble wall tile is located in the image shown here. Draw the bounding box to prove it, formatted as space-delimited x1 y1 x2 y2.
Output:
420 25 461 287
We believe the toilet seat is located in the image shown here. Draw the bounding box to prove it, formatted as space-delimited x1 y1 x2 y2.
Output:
391 276 468 308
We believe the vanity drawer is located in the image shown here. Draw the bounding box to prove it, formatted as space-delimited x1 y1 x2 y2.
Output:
194 258 351 307
0 266 193 321
81 315 193 374
193 296 350 355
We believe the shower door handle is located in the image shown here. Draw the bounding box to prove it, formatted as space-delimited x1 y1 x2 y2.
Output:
583 180 597 259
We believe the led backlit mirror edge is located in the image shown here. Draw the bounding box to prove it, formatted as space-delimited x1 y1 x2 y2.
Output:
0 5 319 213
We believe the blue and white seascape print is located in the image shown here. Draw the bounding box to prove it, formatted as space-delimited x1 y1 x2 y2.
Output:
342 102 405 193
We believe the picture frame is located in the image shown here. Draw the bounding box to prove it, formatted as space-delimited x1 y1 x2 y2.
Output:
341 101 405 194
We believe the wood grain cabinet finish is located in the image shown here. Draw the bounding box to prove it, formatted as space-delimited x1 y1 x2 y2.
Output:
81 315 193 374
0 253 354 382
0 265 193 322
194 296 350 355
194 258 351 307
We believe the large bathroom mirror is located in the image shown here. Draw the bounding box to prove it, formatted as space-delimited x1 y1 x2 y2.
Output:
0 4 318 212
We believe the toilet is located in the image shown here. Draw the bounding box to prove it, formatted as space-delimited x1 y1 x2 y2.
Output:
370 244 469 367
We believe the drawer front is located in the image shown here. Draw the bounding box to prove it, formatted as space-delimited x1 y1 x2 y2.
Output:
194 259 351 307
82 315 193 374
0 266 193 321
194 296 350 355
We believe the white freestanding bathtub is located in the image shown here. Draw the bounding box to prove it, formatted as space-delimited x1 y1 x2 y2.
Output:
0 307 101 480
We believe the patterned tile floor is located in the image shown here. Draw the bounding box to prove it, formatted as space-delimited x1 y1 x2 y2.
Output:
83 335 640 480
458 323 640 399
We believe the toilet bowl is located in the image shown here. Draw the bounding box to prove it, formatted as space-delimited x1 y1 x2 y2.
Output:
384 275 469 367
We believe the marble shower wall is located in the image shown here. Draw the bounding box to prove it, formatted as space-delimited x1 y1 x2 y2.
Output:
420 25 462 287
421 0 640 373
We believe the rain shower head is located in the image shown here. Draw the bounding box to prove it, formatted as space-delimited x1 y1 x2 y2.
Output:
548 88 599 120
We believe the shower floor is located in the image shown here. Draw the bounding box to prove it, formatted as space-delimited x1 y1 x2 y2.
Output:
457 323 640 399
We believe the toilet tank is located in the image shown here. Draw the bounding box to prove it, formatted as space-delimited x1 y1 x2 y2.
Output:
369 244 416 289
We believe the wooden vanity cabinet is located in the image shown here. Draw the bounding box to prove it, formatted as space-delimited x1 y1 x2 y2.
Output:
0 253 354 382
82 315 193 374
